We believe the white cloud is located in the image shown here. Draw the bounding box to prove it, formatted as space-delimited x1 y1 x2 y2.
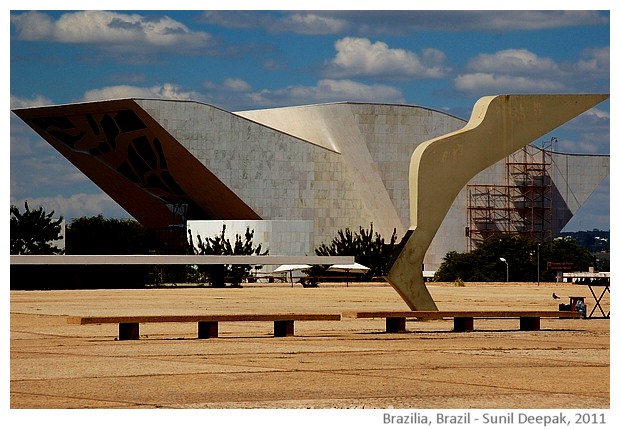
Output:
556 138 602 155
11 193 132 221
573 47 610 75
199 11 349 35
555 107 610 155
9 11 55 41
466 49 561 75
81 83 202 102
222 78 252 92
10 120 92 194
199 11 608 35
583 107 610 120
11 11 212 53
18 155 87 188
454 46 609 94
248 79 405 108
454 73 565 93
281 13 349 35
472 10 608 31
10 118 104 220
10 94 54 109
325 37 448 80
201 77 404 110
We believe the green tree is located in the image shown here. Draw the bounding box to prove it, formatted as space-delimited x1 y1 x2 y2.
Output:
434 250 485 282
435 233 595 282
10 201 64 255
475 235 539 282
65 215 170 288
189 225 268 287
542 237 594 277
66 215 163 254
313 224 398 282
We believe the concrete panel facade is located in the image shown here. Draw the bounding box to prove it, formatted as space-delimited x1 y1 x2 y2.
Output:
137 100 369 247
237 103 465 238
13 99 609 271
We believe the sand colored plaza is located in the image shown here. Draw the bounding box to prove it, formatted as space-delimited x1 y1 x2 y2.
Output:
10 281 610 409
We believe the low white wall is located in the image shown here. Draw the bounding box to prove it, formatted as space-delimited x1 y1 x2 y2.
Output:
186 220 314 275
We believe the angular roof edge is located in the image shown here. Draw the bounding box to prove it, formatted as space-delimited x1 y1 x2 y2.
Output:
234 100 466 122
11 97 465 122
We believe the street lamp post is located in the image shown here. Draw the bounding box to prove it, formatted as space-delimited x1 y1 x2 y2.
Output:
537 243 541 287
500 257 509 282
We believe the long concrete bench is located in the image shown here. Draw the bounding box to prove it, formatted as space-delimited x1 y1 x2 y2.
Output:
67 313 341 340
343 310 582 333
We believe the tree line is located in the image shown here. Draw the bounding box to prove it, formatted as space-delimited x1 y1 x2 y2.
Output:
434 234 596 283
10 201 600 288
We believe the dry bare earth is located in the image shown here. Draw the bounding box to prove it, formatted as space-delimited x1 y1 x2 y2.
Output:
10 282 609 409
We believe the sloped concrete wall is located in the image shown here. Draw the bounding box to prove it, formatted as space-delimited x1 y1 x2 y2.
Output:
137 99 369 250
142 99 608 271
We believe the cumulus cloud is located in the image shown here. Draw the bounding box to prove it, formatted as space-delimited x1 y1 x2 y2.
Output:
199 11 608 36
248 79 405 107
10 94 54 109
553 135 606 155
466 49 561 75
332 10 608 34
583 107 610 121
10 125 101 222
556 106 610 155
280 13 349 35
454 47 609 93
199 11 349 35
573 47 610 76
10 119 89 190
324 37 448 80
10 193 132 221
460 10 608 31
222 78 252 92
454 73 565 92
81 83 202 102
203 78 253 97
201 77 404 110
13 153 88 190
11 11 212 53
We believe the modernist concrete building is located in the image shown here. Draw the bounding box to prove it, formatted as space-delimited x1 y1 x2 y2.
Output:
13 99 609 270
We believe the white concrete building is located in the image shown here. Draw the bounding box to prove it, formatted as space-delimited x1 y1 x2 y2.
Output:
13 99 609 270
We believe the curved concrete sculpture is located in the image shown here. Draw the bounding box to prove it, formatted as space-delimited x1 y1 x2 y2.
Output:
386 94 610 310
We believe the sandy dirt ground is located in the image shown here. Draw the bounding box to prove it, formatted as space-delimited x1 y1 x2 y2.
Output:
10 281 610 412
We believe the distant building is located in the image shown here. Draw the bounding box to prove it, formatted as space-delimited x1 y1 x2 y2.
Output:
13 99 609 270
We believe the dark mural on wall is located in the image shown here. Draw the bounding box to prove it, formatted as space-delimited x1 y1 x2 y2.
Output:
29 109 189 206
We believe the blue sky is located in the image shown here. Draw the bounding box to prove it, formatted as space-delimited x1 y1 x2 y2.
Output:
8 7 612 231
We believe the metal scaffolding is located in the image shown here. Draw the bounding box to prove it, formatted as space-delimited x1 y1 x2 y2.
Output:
467 141 554 250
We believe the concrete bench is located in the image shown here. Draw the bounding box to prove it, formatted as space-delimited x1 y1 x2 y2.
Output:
67 313 341 340
343 310 582 333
